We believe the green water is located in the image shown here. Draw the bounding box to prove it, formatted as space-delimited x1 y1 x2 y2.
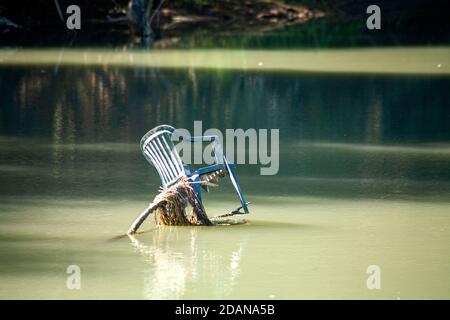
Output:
0 48 449 299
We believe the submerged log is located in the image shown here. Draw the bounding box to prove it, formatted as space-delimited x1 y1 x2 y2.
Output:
127 176 212 234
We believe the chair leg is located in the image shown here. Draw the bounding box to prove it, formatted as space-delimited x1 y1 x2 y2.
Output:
189 175 203 204
224 160 249 213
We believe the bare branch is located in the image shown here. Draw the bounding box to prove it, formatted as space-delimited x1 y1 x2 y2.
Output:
53 0 64 23
149 0 166 24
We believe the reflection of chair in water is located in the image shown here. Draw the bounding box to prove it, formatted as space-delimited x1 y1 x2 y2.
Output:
129 227 246 299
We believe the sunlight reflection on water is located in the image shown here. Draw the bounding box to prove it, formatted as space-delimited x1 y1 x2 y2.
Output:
1 47 450 75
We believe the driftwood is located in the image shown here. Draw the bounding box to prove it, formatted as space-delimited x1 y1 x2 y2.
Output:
127 172 250 234
127 176 212 234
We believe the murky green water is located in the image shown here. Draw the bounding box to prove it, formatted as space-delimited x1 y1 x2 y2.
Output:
0 48 449 299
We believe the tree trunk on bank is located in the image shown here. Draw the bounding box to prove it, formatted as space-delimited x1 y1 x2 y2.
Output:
129 0 154 46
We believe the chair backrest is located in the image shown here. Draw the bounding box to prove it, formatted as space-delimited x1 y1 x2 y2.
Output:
140 125 185 188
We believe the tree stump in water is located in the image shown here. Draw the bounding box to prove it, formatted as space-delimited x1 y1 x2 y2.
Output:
128 176 212 234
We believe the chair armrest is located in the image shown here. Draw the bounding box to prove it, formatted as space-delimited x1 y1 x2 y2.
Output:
185 135 217 142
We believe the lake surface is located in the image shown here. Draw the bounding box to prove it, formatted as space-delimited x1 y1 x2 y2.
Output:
0 48 449 299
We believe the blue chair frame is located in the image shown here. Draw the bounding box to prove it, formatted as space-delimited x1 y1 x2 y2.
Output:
140 125 249 213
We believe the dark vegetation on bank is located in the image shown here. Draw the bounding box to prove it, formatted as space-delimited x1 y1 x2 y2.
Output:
1 0 449 48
